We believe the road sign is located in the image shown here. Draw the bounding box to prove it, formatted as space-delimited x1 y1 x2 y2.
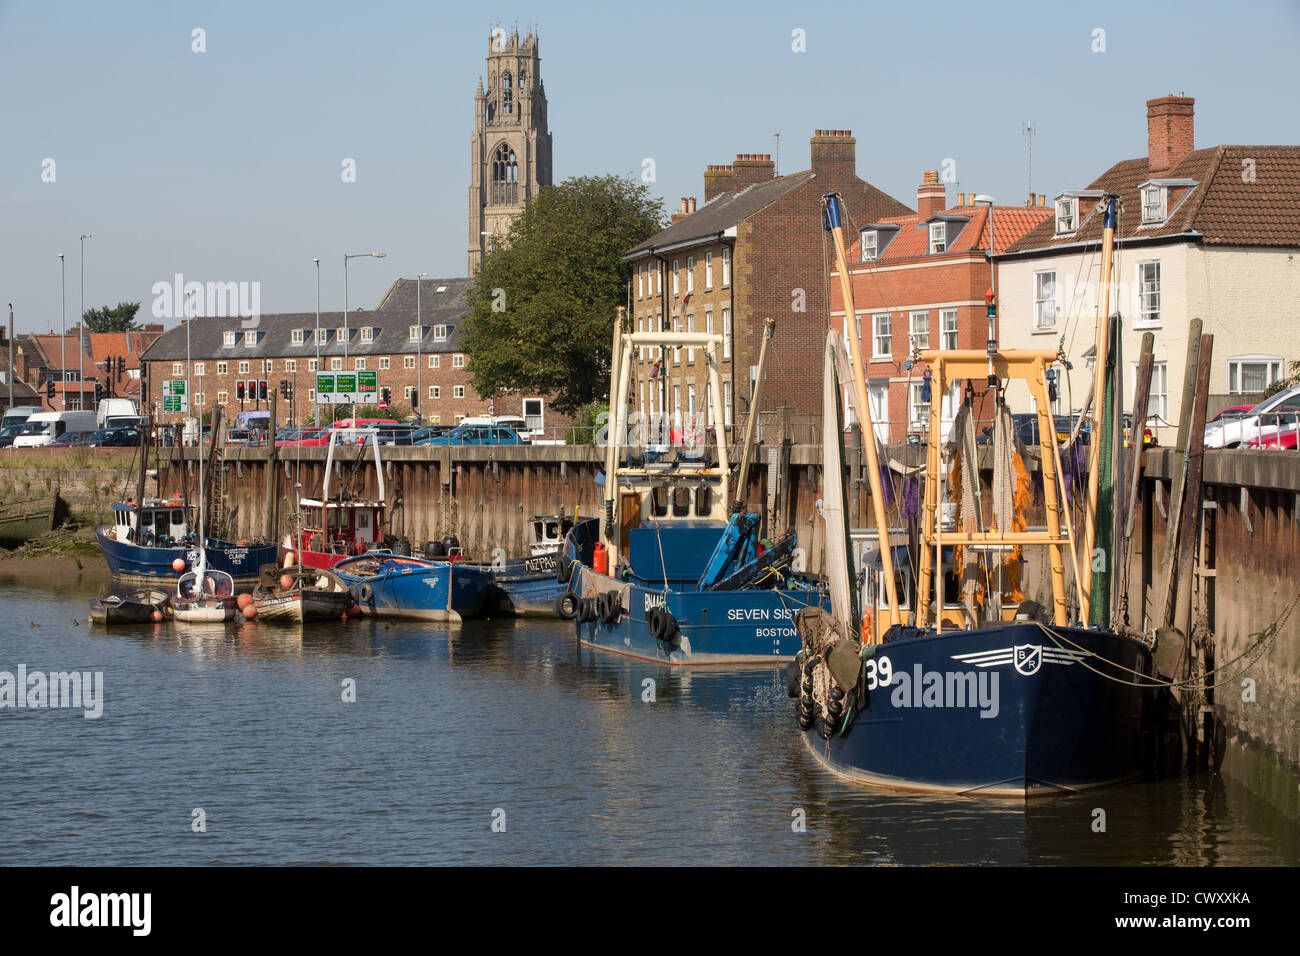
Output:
358 370 377 398
162 379 188 413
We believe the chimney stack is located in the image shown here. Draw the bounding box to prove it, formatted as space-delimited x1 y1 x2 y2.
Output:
916 170 946 221
704 163 736 201
732 153 775 189
809 129 856 180
956 193 966 206
1147 94 1195 173
671 197 690 224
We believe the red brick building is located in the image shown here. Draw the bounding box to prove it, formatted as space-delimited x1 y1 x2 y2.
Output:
829 171 1051 441
12 327 162 412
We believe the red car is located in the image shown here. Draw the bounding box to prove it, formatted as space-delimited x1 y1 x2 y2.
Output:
1246 427 1300 450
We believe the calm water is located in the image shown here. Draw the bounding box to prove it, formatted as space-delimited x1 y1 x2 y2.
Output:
2 573 1297 866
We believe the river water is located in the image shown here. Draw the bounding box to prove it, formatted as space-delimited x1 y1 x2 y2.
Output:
2 573 1296 866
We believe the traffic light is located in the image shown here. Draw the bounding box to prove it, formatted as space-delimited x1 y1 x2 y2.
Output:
116 356 123 382
279 379 288 399
411 391 418 409
94 380 104 405
381 387 391 404
259 380 268 401
46 375 54 400
236 380 246 400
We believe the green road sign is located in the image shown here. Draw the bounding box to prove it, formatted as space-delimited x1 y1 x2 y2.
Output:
358 370 377 395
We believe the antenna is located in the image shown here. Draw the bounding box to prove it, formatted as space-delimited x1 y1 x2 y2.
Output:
1023 120 1036 203
773 131 780 176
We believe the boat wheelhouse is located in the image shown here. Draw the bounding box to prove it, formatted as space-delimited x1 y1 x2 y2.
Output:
289 428 387 569
109 497 194 548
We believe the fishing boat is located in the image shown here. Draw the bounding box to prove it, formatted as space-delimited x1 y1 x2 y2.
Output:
333 552 494 623
0 492 69 548
559 310 829 665
791 193 1154 797
88 586 170 625
250 563 355 624
287 428 388 569
458 513 574 616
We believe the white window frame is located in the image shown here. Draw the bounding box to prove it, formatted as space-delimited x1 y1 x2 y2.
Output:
872 313 892 359
291 329 304 345
335 328 347 343
355 358 366 370
238 361 250 374
1227 356 1284 394
671 259 679 296
1034 270 1058 331
928 222 946 254
217 361 228 375
379 357 390 370
1131 360 1169 424
404 356 416 369
285 359 296 372
195 391 204 408
687 313 695 362
194 362 205 377
223 331 236 347
430 355 440 369
722 309 731 360
404 386 414 400
638 266 644 299
217 391 228 405
172 362 183 376
407 325 420 341
940 308 958 350
909 381 930 428
686 256 694 294
307 359 317 372
434 325 448 340
330 358 342 371
452 353 465 369
361 326 373 342
244 330 257 347
431 386 440 399
1141 186 1166 223
264 359 273 373
705 252 713 290
860 229 878 261
721 248 730 287
909 310 930 351
453 385 465 399
1135 261 1161 327
1055 198 1077 234
723 380 732 427
316 328 328 344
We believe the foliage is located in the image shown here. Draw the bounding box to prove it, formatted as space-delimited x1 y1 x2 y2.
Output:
565 402 608 445
461 174 663 415
82 302 143 333
1264 360 1300 398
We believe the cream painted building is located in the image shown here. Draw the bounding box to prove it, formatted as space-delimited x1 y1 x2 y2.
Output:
997 96 1300 442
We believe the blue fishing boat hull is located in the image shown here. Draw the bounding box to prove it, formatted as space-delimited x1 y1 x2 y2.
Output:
95 526 276 587
337 560 494 622
799 623 1153 797
478 552 565 617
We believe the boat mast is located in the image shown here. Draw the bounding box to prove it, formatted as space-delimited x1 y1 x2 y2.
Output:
602 307 626 547
823 193 900 628
731 317 775 513
1078 194 1119 620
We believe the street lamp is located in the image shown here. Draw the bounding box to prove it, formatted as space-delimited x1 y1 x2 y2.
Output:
79 234 91 410
57 253 65 410
416 272 427 425
313 257 320 426
972 195 997 353
185 288 198 437
343 251 386 368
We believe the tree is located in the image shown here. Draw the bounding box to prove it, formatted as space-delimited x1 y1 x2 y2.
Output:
461 175 664 415
82 302 142 333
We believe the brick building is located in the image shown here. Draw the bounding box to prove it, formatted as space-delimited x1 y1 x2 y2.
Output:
138 278 557 434
10 327 161 412
829 171 1051 441
998 95 1300 442
623 130 911 435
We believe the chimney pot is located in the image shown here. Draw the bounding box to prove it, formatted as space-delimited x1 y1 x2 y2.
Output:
957 193 965 206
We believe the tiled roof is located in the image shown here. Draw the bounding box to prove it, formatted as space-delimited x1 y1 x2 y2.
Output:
1005 146 1300 254
847 204 1052 262
375 276 473 312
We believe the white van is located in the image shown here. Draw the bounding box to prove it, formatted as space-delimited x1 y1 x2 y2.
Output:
1 405 44 431
96 398 139 429
12 411 98 448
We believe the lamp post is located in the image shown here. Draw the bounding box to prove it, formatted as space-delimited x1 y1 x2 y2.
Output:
972 195 997 352
79 234 91 410
57 253 65 410
313 257 320 426
343 251 386 371
416 272 427 425
185 288 198 437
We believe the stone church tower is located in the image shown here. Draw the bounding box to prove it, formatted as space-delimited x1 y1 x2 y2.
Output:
468 26 553 274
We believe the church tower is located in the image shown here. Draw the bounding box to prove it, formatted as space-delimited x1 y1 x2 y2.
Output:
468 25 553 274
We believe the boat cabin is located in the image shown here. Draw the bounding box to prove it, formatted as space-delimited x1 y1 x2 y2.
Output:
110 498 193 547
295 499 385 557
529 514 574 557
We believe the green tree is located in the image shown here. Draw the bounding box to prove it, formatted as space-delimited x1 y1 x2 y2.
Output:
462 174 664 415
82 301 143 332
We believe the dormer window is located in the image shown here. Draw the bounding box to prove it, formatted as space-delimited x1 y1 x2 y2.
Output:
408 325 422 341
434 325 448 341
223 331 236 347
244 330 257 347
291 329 304 345
335 328 348 342
860 230 878 261
1055 198 1077 234
316 328 328 344
1142 185 1167 223
360 326 374 342
928 222 946 254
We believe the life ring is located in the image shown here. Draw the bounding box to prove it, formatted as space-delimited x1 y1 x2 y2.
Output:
555 592 578 620
358 582 374 603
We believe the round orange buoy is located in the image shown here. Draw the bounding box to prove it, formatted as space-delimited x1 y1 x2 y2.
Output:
236 539 249 547
236 592 252 610
172 558 186 572
346 603 362 619
340 611 349 621
243 603 257 620
280 574 294 590
150 610 163 622
283 551 295 567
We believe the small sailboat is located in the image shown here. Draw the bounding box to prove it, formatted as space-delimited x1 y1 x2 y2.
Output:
172 395 239 623
792 193 1154 797
332 553 494 623
88 587 170 625
250 563 355 624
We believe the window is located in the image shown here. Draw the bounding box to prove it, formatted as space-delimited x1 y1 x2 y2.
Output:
1034 271 1058 330
872 313 892 359
705 252 713 289
638 265 644 299
172 362 183 376
723 380 732 427
1136 262 1161 326
434 325 447 340
722 309 731 360
244 330 257 347
523 398 543 431
430 355 440 369
455 414 465 424
309 389 316 403
1131 361 1169 423
264 359 273 373
334 328 347 342
355 358 366 370
453 354 465 369
291 329 304 345
195 391 205 407
408 326 420 341
285 359 296 372
1055 198 1077 234
217 361 228 375
928 222 946 254
379 357 390 370
223 331 236 347
861 229 878 261
673 320 681 363
238 361 250 374
1228 356 1284 394
909 311 930 351
686 256 694 293
217 391 228 405
940 309 958 350
687 314 695 362
307 359 317 372
672 259 679 296
404 386 414 400
721 248 730 287
453 385 465 399
909 381 930 428
316 328 328 344
430 386 439 399
404 356 416 369
705 310 714 337
1142 186 1166 223
360 326 373 342
330 358 342 371
491 144 518 204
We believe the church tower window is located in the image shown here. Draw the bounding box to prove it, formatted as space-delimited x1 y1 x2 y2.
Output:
502 72 513 114
491 144 518 205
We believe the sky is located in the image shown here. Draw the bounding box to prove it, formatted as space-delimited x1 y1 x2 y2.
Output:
2 0 1297 334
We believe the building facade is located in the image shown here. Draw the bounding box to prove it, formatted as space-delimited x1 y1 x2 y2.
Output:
467 26 553 274
998 95 1300 442
11 327 161 413
624 130 911 437
829 171 1052 442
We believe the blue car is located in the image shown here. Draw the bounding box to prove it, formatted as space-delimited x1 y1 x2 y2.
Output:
419 424 524 446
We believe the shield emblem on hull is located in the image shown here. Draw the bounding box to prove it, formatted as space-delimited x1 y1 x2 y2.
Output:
1013 645 1042 676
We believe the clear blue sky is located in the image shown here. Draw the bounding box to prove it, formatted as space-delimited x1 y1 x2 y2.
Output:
2 0 1297 334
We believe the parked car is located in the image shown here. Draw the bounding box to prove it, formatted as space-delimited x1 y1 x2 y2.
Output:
1246 429 1299 450
1207 405 1255 425
421 424 525 446
224 428 253 445
1203 386 1300 448
1005 413 1075 447
46 431 93 448
85 427 142 447
272 427 308 446
0 424 27 448
409 425 452 445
